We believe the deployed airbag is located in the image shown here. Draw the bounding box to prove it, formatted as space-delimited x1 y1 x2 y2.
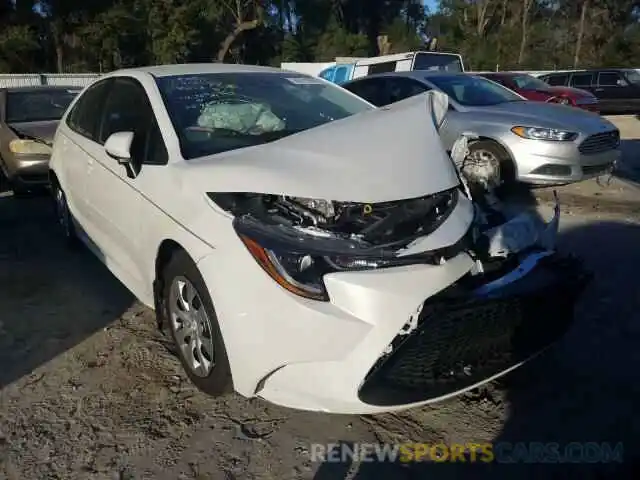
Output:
197 101 286 134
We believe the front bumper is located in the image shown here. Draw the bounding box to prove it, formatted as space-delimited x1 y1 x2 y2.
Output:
3 154 50 187
201 231 589 413
359 252 590 407
509 140 620 185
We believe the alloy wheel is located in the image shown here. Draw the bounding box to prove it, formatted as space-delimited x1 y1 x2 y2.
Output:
168 276 216 378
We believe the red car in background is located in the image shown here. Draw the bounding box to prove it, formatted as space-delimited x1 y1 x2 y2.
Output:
478 72 600 114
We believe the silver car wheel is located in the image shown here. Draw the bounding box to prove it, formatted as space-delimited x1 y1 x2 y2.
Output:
464 148 502 189
169 276 215 378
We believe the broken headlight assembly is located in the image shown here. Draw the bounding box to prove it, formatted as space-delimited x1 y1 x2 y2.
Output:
207 189 462 301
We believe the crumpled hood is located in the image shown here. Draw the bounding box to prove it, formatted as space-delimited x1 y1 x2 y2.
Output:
182 93 460 203
8 120 59 145
462 101 613 132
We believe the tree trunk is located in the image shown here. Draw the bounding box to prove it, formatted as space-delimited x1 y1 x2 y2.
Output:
574 0 589 68
50 21 65 73
496 0 508 68
517 0 532 65
475 0 492 37
216 20 260 62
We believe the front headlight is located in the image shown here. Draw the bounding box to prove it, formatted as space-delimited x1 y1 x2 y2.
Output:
511 126 577 142
9 139 52 155
235 217 403 301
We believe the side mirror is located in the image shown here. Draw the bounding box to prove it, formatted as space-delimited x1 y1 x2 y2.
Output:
104 131 137 178
105 131 134 163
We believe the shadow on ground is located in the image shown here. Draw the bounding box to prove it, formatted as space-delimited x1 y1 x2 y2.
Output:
617 139 640 185
313 219 640 479
0 191 134 389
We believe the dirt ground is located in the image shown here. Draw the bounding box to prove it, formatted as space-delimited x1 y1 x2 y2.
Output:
1 119 640 479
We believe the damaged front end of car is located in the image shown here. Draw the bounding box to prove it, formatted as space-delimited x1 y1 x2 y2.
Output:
206 90 591 408
356 129 591 406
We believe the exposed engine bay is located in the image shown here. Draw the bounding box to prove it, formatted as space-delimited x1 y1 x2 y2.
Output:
209 133 560 278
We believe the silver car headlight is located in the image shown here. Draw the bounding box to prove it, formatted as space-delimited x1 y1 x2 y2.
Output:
511 126 578 142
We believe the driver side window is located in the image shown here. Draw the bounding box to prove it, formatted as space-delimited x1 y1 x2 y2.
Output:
99 78 168 166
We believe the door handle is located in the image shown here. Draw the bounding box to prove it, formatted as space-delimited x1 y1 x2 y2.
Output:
595 88 604 92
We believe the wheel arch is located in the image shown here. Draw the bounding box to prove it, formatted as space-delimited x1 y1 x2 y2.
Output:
153 239 197 332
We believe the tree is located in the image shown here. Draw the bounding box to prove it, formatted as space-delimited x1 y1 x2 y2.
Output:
216 0 265 61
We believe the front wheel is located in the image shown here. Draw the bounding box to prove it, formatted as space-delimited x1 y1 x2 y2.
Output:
463 140 515 191
162 250 233 396
52 182 79 247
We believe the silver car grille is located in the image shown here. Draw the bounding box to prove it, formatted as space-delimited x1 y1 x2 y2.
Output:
578 130 620 155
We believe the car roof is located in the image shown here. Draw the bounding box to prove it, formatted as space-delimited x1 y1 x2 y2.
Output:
110 63 284 78
554 68 634 74
343 70 475 85
1 85 82 93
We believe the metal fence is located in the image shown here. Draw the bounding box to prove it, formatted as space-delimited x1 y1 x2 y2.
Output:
0 73 101 88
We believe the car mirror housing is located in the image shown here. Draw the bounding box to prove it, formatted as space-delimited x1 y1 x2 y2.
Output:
105 131 134 164
104 131 138 178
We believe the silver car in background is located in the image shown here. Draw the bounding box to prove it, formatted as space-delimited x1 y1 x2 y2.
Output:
342 71 621 186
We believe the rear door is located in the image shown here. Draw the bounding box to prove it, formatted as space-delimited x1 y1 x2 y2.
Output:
595 71 634 114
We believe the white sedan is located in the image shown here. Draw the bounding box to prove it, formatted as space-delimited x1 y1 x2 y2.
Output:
48 64 587 414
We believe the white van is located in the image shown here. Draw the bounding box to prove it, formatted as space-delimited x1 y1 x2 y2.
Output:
318 51 465 84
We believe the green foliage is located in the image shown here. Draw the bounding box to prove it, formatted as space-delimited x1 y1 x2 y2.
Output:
0 0 638 73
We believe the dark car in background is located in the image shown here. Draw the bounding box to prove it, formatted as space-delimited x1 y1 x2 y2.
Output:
539 69 640 115
479 72 599 113
0 85 80 196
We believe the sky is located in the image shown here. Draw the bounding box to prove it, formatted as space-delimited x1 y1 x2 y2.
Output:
424 0 439 13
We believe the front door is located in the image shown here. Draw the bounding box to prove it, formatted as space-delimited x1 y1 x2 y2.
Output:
84 77 156 289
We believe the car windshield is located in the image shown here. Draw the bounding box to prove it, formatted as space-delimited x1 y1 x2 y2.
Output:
511 75 551 90
156 72 373 159
427 74 524 106
625 70 640 84
6 89 79 123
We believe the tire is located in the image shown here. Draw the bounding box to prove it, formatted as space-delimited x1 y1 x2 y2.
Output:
51 181 80 247
464 140 515 190
162 249 233 396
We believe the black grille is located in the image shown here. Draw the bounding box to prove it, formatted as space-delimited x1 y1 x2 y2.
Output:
358 254 590 406
579 130 620 155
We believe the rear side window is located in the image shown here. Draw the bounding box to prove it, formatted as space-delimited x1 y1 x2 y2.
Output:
598 72 622 86
66 79 111 142
387 77 429 103
343 78 390 106
570 73 594 88
544 74 568 86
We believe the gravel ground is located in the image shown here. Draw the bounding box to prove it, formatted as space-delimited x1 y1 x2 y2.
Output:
1 171 640 479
